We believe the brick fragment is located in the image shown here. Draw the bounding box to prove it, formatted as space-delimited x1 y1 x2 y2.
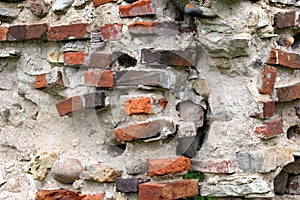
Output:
35 71 64 89
148 156 190 176
128 21 179 35
268 48 300 69
124 97 167 115
254 99 275 119
26 23 48 40
257 64 277 95
119 0 156 18
56 96 84 116
84 70 114 88
116 178 143 193
48 23 89 41
273 11 296 29
138 179 199 200
0 27 8 41
7 25 26 41
141 49 195 67
255 116 283 139
93 0 116 7
191 159 235 174
64 52 88 66
276 82 300 102
83 92 106 109
35 189 104 200
35 74 48 89
100 23 123 41
89 52 113 68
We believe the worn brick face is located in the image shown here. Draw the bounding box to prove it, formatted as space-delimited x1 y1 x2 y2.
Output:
191 159 235 174
148 156 191 176
7 25 26 41
119 0 156 18
56 96 84 116
26 23 48 40
255 99 275 119
276 82 300 102
35 189 104 200
93 0 116 7
0 27 8 41
273 11 296 28
64 52 88 66
84 70 114 88
257 64 277 95
268 48 300 69
48 23 88 41
255 117 283 139
100 23 123 41
89 52 113 68
138 179 199 200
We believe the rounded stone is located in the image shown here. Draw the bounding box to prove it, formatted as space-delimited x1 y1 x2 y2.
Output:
51 158 83 184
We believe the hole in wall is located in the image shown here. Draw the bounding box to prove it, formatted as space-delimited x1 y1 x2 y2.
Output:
287 125 300 146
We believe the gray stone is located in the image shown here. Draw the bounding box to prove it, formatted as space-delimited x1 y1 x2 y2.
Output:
284 158 300 174
274 170 288 195
116 178 142 193
79 164 121 182
72 0 89 8
193 78 210 100
1 109 10 122
177 101 204 127
0 49 20 58
52 0 74 14
287 175 300 194
0 8 20 22
176 122 197 138
51 158 83 184
126 159 148 175
270 0 295 5
176 134 200 158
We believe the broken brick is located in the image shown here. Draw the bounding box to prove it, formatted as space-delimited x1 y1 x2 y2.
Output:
257 64 277 95
255 116 283 139
119 0 156 18
84 70 114 88
100 23 123 41
268 48 300 69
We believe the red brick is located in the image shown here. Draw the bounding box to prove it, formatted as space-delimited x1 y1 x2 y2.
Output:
0 27 8 41
26 23 48 40
119 0 156 18
276 82 300 102
84 70 114 88
191 159 235 174
48 23 89 41
35 74 48 89
35 189 104 200
138 179 199 200
273 11 296 29
124 97 167 115
128 21 179 35
100 23 123 41
34 71 64 90
257 64 277 95
268 48 300 69
56 96 84 116
89 52 113 68
148 156 190 176
255 116 283 139
93 0 116 7
7 25 26 41
254 99 275 119
64 52 88 66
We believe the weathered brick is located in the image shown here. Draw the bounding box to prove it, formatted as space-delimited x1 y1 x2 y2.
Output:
48 23 89 41
35 71 64 89
56 96 84 116
138 179 199 200
177 101 204 127
119 0 156 18
141 49 195 67
255 116 283 139
35 189 104 200
89 52 113 68
93 0 116 7
268 48 300 69
273 11 296 29
7 25 26 41
128 21 179 35
115 70 169 89
100 23 123 41
83 92 106 109
64 52 88 66
191 159 235 174
35 74 48 89
124 97 167 115
26 23 48 40
0 26 8 41
275 82 300 102
254 99 275 119
148 156 190 176
116 178 143 193
84 70 114 88
257 64 277 95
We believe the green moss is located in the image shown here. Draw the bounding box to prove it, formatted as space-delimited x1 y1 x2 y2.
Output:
183 171 205 181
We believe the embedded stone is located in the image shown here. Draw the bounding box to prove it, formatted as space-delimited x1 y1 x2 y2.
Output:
284 158 300 174
51 158 83 184
113 51 137 68
79 164 121 182
48 52 64 64
0 48 20 58
288 175 300 194
177 101 204 128
274 170 289 195
0 7 20 22
176 122 197 138
273 11 296 28
296 106 300 119
89 52 113 68
116 178 142 193
126 159 148 175
193 78 210 99
52 0 74 13
26 0 49 18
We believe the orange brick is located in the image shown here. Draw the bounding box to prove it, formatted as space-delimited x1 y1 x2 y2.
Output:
138 179 199 200
64 52 88 66
35 189 104 200
56 96 84 116
35 74 48 89
119 0 156 17
93 0 116 7
148 156 191 176
124 97 153 115
100 23 123 41
84 70 114 88
0 27 8 41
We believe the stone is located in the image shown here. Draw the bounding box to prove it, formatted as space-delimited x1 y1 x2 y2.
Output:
84 70 114 88
177 101 204 128
270 0 295 6
274 170 289 195
0 48 20 58
124 97 167 115
24 152 58 181
100 23 123 41
275 82 300 102
193 78 210 99
0 27 8 41
48 23 89 41
176 122 197 138
257 64 277 95
0 7 20 23
79 164 121 182
119 0 156 18
126 159 148 175
287 175 300 194
83 92 106 109
148 156 190 176
273 11 296 29
93 0 116 7
52 0 74 13
116 178 142 193
26 0 49 18
48 52 64 64
284 158 300 174
268 48 300 69
51 158 83 184
287 125 300 145
295 106 300 119
176 135 200 158
72 0 89 8
26 24 48 40
255 116 283 139
141 49 195 67
138 179 199 200
115 70 170 89
114 119 175 143
237 147 294 173
55 96 84 116
7 25 26 41
191 159 235 174
113 51 137 68
64 52 88 66
35 189 104 200
1 109 10 122
128 21 179 35
89 52 113 68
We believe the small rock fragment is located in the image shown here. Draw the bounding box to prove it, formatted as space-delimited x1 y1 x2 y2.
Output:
80 164 121 182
